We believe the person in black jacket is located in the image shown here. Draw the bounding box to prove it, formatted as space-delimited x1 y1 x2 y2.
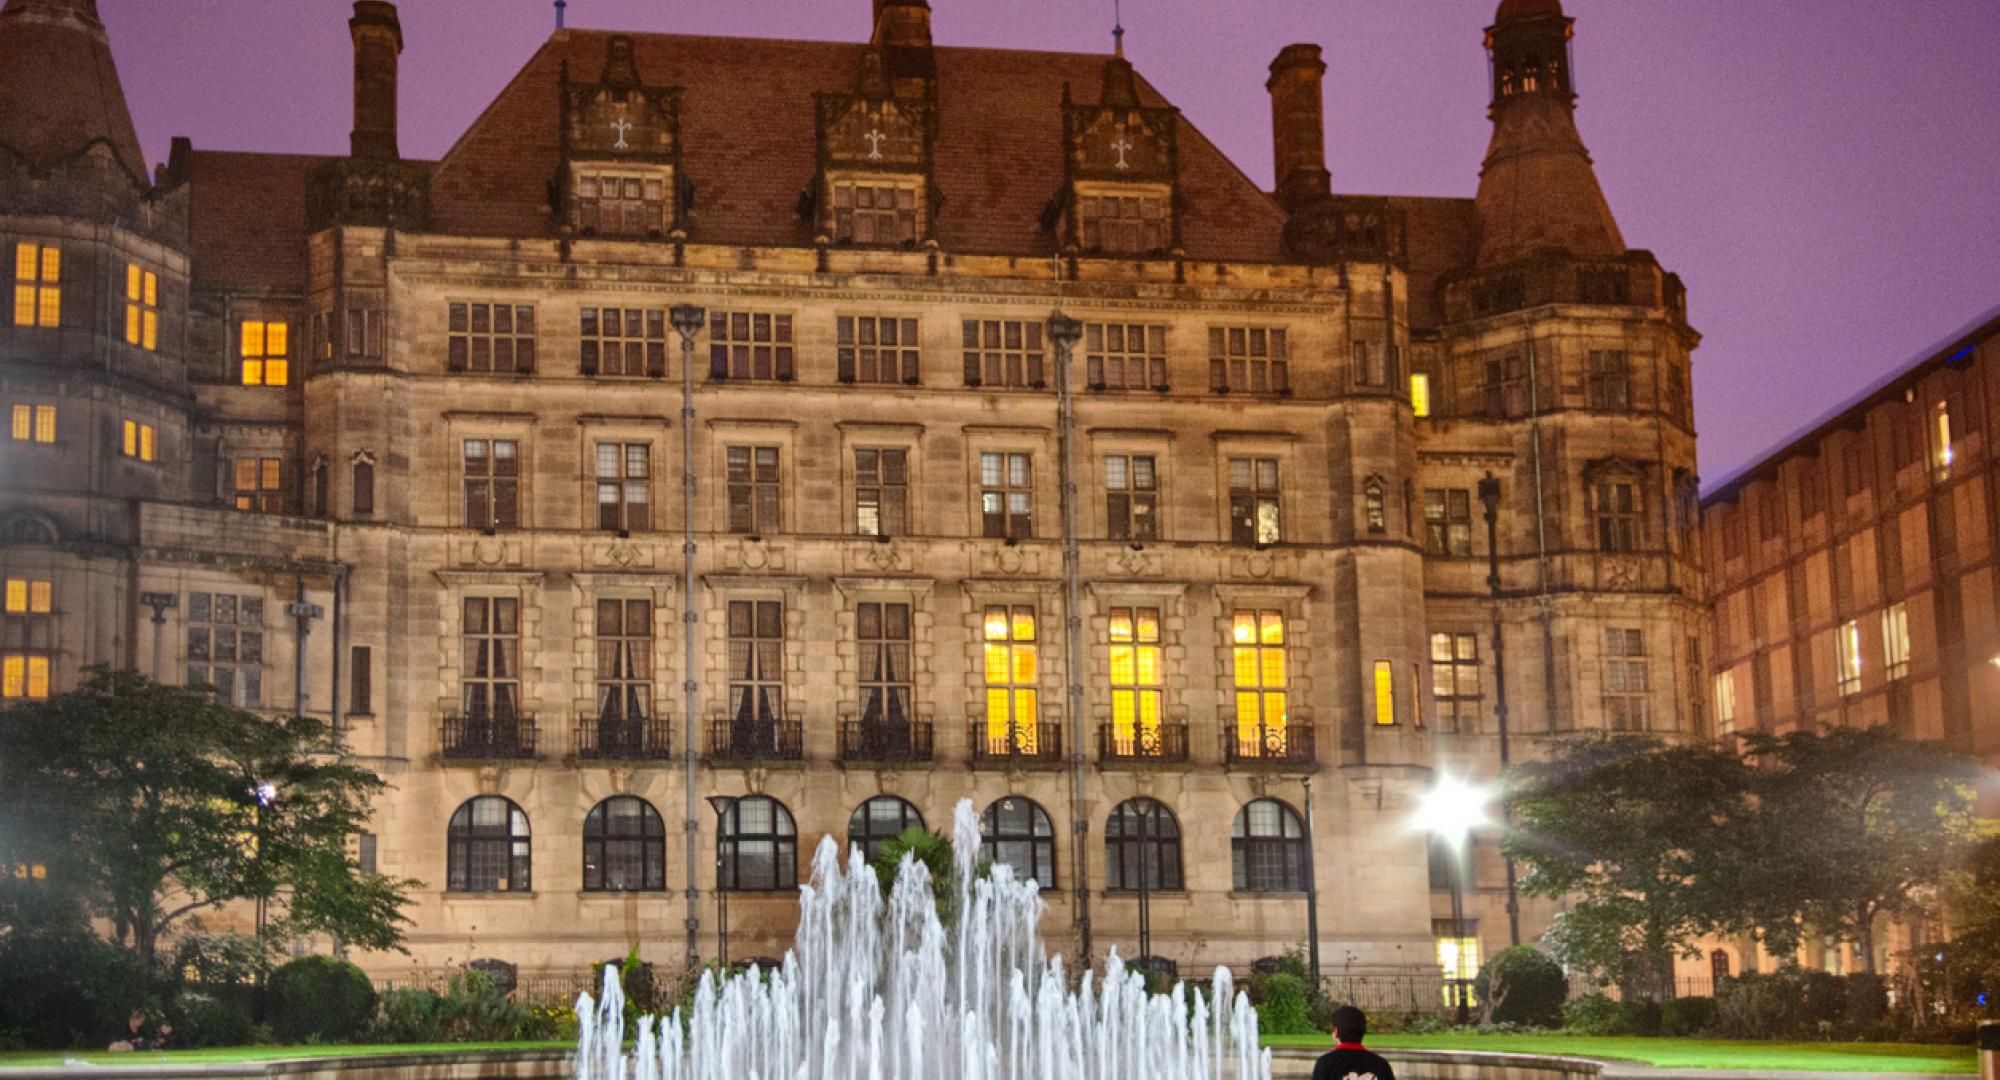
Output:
1311 1006 1395 1080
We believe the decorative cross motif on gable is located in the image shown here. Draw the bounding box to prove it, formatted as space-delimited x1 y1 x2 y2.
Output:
610 119 633 150
1111 137 1133 170
1066 111 1177 183
864 128 887 160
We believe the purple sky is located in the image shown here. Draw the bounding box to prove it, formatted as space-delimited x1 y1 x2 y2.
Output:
96 0 2000 482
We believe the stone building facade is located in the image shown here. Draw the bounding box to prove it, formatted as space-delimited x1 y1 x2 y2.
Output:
1696 305 2000 979
0 0 1702 983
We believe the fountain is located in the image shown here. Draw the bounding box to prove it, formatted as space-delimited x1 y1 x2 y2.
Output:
573 798 1271 1080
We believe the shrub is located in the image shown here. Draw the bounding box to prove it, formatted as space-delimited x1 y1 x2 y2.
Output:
438 968 527 1041
0 922 141 1048
1844 972 1890 1036
1475 946 1567 1029
1659 995 1717 1037
1610 998 1661 1036
1251 972 1316 1035
167 992 255 1048
367 988 443 1043
517 1000 580 1041
1562 992 1619 1035
1713 969 1850 1040
267 955 376 1043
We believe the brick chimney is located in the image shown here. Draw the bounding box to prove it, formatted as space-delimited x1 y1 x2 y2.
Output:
348 1 402 161
872 0 931 49
1266 44 1330 213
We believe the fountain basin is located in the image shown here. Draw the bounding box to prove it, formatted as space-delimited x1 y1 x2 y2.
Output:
1271 1048 1602 1080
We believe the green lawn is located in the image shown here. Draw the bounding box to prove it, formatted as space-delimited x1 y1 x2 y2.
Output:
1264 1033 1979 1074
0 1043 571 1068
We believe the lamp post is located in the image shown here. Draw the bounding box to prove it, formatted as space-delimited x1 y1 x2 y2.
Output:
1049 309 1091 970
1417 774 1493 1027
1477 472 1522 948
707 794 737 968
671 303 706 972
1126 796 1155 972
250 780 279 943
1302 774 1322 989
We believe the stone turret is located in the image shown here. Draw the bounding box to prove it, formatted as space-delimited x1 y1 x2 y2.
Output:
0 0 152 210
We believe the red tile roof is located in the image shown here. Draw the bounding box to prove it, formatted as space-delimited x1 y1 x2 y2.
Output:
187 151 327 293
1387 195 1480 330
428 31 1291 263
0 0 147 184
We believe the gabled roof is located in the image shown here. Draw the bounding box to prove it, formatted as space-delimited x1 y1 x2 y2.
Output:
0 0 147 185
427 31 1290 263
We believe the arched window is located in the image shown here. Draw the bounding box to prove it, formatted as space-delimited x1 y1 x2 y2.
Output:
583 795 665 892
720 794 796 892
447 796 530 893
1232 798 1307 893
982 796 1055 889
1710 949 1732 983
1105 799 1181 892
848 795 924 866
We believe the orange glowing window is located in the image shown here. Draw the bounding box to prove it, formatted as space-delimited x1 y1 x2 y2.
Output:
13 243 60 328
1231 610 1288 751
10 404 54 444
982 604 1039 753
122 420 157 462
240 321 289 386
1373 660 1396 726
125 264 158 350
2 577 53 700
1107 607 1163 753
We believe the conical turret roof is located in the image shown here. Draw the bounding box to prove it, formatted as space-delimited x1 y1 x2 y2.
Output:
0 0 148 185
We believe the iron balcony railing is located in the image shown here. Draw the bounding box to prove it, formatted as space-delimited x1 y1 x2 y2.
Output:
707 716 806 763
1097 723 1190 765
574 714 673 760
442 711 538 760
1219 719 1316 767
838 719 935 764
968 720 1065 768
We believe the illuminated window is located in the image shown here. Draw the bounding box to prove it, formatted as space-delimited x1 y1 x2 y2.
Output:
1714 671 1736 735
12 243 60 327
1411 372 1433 418
726 446 782 534
979 452 1033 539
1424 489 1473 556
1085 323 1167 390
447 303 537 374
239 321 289 386
9 862 48 881
231 456 284 513
1373 659 1396 726
856 601 913 728
1078 190 1169 255
1436 920 1482 1007
962 319 1045 388
571 171 669 237
463 439 520 529
9 404 54 445
1431 632 1481 733
837 316 920 384
121 420 156 462
581 307 665 377
1228 457 1281 545
594 442 651 532
124 264 158 350
2 577 53 700
1230 611 1288 753
831 179 920 246
708 311 794 382
1231 799 1306 892
1603 628 1649 732
1935 402 1954 471
1209 326 1289 394
854 448 908 537
1837 619 1862 696
595 598 652 726
982 605 1040 753
1107 607 1164 755
1105 454 1159 541
1882 604 1910 681
1595 479 1640 552
184 591 263 708
462 596 520 720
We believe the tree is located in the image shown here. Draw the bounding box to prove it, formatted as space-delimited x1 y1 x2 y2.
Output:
1738 726 1978 972
1503 734 1751 1001
0 668 416 977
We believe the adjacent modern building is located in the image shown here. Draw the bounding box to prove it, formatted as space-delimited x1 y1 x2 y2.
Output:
0 0 1703 987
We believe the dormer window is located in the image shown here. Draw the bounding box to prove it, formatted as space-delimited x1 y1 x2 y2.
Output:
830 176 921 246
570 168 671 237
1076 185 1170 255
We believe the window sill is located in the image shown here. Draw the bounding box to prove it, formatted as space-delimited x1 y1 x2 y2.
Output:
1228 890 1309 899
578 889 671 898
1101 889 1187 898
443 890 538 899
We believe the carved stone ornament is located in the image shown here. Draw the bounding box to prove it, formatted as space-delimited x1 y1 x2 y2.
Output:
561 36 680 162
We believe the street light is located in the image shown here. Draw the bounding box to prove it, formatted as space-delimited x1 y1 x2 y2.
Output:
1416 774 1493 1026
707 794 737 968
1125 796 1156 973
1476 472 1523 948
248 780 280 947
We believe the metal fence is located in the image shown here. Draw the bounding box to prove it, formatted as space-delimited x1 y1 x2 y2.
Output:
371 967 607 1003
